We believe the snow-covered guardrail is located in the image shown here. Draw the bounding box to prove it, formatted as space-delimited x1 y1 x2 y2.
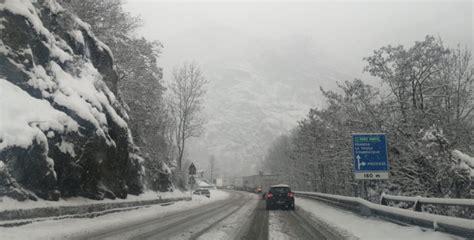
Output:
295 191 474 238
0 196 191 226
380 194 474 211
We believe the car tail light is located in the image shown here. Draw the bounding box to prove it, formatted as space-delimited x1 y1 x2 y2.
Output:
267 192 273 199
288 192 294 198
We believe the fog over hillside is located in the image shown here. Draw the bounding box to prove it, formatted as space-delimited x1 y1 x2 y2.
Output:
124 0 473 177
185 37 353 177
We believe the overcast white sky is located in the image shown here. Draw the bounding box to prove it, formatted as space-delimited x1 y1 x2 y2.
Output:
124 0 473 80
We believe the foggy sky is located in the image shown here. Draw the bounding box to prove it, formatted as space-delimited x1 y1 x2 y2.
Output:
124 0 472 80
123 0 473 176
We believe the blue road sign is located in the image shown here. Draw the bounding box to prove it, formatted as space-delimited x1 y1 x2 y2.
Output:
352 133 389 179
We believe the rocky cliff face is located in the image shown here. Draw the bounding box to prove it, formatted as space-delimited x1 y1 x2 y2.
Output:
0 0 144 200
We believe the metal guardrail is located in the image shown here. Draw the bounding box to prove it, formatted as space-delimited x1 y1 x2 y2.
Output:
295 191 474 238
380 193 474 212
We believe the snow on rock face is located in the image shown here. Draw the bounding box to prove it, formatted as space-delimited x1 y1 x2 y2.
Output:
0 0 144 200
0 79 78 150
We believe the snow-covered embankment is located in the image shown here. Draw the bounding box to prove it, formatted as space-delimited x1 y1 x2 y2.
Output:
296 197 463 240
0 190 229 239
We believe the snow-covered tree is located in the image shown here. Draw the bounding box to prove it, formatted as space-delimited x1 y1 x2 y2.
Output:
264 36 473 205
59 0 172 191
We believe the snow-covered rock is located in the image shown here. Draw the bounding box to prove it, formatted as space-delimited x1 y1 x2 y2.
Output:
0 0 144 200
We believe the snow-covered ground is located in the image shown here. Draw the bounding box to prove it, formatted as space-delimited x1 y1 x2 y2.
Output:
0 190 189 211
0 190 229 240
296 197 462 240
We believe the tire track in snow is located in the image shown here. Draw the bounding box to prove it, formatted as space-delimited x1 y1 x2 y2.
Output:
192 192 258 240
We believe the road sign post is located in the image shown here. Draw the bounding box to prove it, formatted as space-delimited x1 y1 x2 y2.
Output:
188 163 197 193
188 176 196 185
352 133 389 180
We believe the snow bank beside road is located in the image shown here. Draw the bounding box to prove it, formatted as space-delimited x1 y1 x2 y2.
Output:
0 190 188 211
297 197 461 240
206 189 230 200
0 190 230 240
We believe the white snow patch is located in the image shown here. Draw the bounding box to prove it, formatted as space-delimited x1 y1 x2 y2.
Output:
297 197 461 240
52 61 127 128
56 141 75 157
0 79 78 150
0 161 5 172
206 189 230 200
23 59 127 140
383 194 474 206
0 17 6 30
46 131 54 138
45 157 56 178
0 0 72 63
26 65 56 95
197 179 216 189
0 0 49 36
68 30 84 45
453 150 474 168
269 211 291 240
44 41 72 63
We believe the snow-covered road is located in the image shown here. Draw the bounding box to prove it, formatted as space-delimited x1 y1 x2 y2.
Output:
1 191 466 240
78 190 263 240
268 210 332 240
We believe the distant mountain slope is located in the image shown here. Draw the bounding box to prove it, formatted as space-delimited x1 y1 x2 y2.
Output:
188 38 352 176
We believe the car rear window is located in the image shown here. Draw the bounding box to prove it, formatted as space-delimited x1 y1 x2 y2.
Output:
270 187 290 194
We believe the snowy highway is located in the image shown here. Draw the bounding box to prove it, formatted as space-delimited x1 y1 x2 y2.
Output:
74 191 255 239
0 190 464 240
74 191 338 240
75 191 256 240
1 1 473 240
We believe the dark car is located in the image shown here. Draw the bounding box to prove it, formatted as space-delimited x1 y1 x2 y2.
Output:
193 188 211 198
265 184 295 210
